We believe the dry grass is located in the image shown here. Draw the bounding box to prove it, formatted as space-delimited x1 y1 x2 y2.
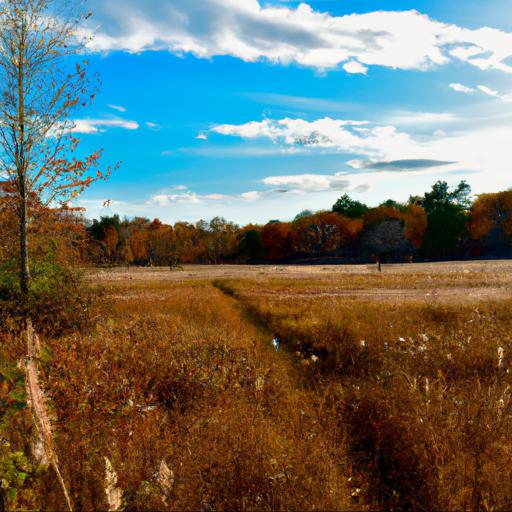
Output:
3 261 512 510
216 268 512 511
6 283 349 510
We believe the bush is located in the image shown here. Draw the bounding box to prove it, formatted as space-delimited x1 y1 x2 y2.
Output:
0 255 97 336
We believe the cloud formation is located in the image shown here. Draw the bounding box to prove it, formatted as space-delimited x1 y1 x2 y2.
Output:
361 159 456 171
450 82 512 102
211 117 417 160
87 0 512 74
208 114 512 196
262 173 350 192
71 118 139 134
108 104 127 112
449 83 476 94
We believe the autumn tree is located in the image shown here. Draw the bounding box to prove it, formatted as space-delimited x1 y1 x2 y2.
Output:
403 203 428 250
292 211 362 257
362 219 409 266
0 0 112 294
203 217 239 264
261 221 293 261
470 191 512 256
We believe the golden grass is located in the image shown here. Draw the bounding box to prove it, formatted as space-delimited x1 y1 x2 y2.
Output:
11 283 349 510
3 262 512 510
217 274 512 511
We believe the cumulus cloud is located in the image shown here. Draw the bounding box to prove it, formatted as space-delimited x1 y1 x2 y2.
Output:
70 118 139 134
211 117 417 160
342 61 368 75
148 192 201 205
147 188 267 205
240 191 261 201
85 0 512 74
208 114 512 195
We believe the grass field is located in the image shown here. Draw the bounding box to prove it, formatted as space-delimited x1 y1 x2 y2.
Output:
9 261 512 510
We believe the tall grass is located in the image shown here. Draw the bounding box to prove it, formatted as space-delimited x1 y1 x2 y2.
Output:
3 268 512 510
3 283 350 510
217 277 512 511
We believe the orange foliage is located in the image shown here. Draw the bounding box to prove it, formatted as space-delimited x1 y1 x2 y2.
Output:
363 204 427 249
470 191 512 239
292 212 362 255
261 222 293 260
403 204 428 248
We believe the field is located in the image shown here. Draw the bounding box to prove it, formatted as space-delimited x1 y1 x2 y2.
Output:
5 261 512 510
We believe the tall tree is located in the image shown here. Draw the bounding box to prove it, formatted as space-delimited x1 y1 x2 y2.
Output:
332 194 370 219
0 0 112 294
420 181 471 259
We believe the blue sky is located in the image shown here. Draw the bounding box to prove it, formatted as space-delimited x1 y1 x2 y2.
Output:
73 0 512 224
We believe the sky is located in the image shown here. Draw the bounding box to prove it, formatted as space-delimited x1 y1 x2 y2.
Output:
70 0 512 225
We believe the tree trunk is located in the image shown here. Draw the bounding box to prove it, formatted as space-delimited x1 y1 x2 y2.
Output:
17 15 29 296
19 185 29 295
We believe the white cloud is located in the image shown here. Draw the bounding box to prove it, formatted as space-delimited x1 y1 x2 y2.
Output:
449 83 475 94
209 114 512 195
146 121 160 129
450 82 512 102
148 192 201 205
262 173 350 193
477 85 499 97
211 117 416 160
391 111 459 125
195 132 208 140
204 193 229 200
86 1 512 74
70 118 139 134
240 191 261 201
342 61 368 75
147 188 267 205
108 104 127 113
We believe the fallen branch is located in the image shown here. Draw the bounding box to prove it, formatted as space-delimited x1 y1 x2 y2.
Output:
23 319 73 512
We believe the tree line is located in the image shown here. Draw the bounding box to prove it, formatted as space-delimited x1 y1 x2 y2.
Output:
3 179 510 268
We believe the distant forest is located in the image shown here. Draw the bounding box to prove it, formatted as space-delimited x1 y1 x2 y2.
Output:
1 180 512 267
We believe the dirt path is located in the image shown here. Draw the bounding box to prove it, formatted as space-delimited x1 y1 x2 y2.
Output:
88 260 512 282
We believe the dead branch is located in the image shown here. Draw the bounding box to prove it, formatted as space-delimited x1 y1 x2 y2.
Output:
24 318 73 512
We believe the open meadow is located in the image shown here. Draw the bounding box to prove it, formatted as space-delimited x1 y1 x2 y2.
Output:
4 260 511 510
2 1 512 510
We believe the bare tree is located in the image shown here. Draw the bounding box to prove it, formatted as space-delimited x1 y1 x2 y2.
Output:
362 219 409 271
0 0 113 294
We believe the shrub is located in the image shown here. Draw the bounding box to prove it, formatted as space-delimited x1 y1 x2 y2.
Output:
0 255 97 336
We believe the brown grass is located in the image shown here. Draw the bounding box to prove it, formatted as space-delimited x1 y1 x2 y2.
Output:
3 261 512 510
8 283 348 510
216 268 512 511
